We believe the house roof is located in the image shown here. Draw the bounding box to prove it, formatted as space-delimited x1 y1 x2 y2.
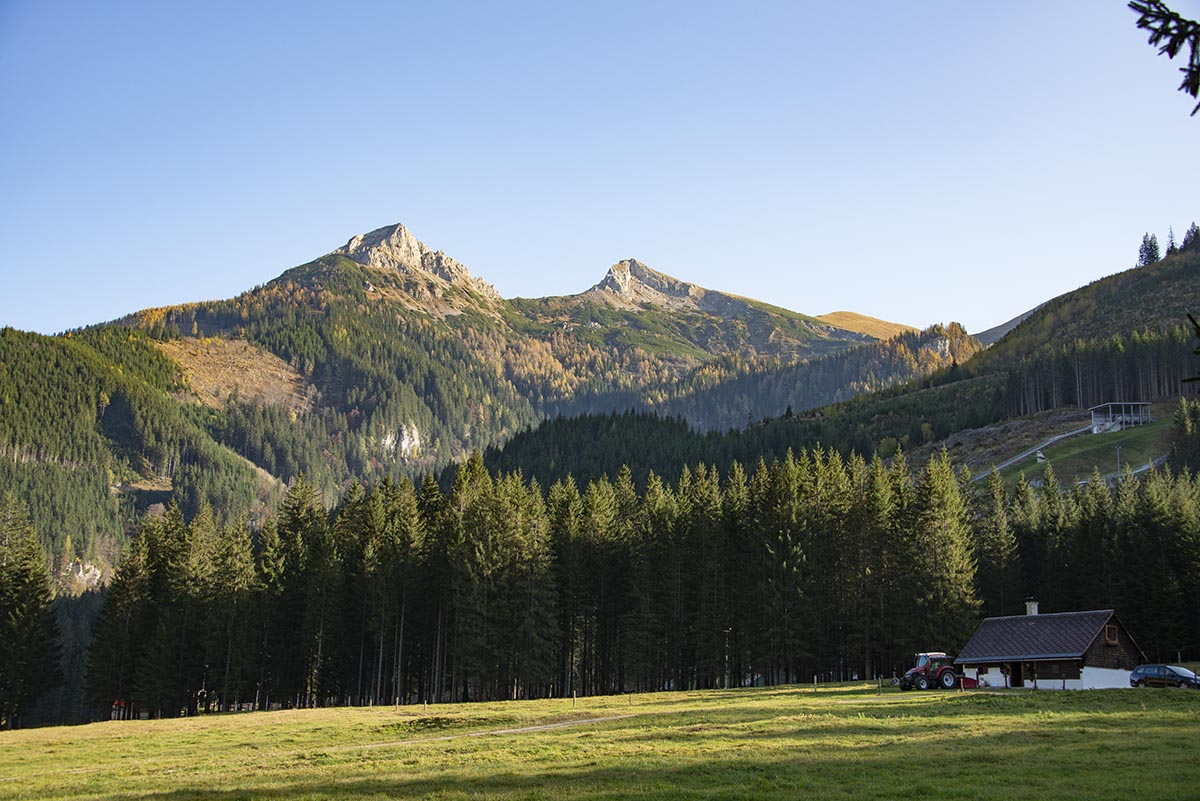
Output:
955 610 1115 664
1088 402 1150 412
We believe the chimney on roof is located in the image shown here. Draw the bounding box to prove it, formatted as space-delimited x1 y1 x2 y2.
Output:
1025 597 1039 616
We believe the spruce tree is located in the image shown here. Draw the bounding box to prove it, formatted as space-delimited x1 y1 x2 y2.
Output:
253 515 283 710
1009 476 1043 599
1183 221 1200 251
721 461 753 687
272 477 327 706
378 477 423 705
211 518 257 711
0 494 61 729
546 477 584 696
912 452 979 651
1138 232 1161 266
87 530 150 719
971 469 1021 617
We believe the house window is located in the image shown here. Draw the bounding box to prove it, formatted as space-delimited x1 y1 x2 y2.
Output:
1105 624 1118 645
1038 661 1081 680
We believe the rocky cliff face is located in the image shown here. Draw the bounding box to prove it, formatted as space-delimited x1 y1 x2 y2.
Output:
584 259 740 314
335 223 501 301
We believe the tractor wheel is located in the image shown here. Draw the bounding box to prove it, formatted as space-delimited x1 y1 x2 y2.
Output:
915 675 930 691
939 670 958 690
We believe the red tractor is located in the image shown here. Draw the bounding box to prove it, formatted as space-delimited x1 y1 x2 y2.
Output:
895 652 975 690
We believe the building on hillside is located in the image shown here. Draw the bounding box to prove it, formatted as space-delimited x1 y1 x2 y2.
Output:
1089 402 1152 434
954 600 1145 690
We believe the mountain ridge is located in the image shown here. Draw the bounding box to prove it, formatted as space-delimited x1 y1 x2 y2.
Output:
319 223 917 343
334 222 502 302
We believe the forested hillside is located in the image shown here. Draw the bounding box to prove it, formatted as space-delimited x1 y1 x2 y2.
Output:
0 327 268 568
652 322 981 430
487 374 1010 489
0 224 919 568
977 245 1200 416
975 245 1200 368
3 222 1198 576
491 234 1200 484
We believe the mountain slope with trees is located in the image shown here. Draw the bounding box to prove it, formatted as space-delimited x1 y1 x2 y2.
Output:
0 223 914 567
488 226 1200 485
3 221 1197 576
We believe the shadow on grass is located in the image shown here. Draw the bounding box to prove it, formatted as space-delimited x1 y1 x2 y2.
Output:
84 696 1200 801
10 691 1199 801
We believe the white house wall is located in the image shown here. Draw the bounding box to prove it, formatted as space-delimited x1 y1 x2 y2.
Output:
1019 667 1130 690
1078 667 1132 689
965 666 1131 690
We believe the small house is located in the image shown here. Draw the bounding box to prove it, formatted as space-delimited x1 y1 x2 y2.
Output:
1089 402 1151 434
954 600 1145 689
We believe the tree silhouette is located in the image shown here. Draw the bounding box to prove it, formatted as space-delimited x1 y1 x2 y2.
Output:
1138 232 1161 266
1130 1 1200 115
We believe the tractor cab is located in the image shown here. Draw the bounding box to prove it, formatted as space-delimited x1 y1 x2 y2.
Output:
914 652 946 670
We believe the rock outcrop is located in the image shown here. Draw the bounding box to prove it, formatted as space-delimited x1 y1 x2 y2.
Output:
335 223 501 302
582 258 757 318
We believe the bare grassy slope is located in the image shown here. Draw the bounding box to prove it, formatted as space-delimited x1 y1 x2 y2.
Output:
156 337 314 412
817 310 916 340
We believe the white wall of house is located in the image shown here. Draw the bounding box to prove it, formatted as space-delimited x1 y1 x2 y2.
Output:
1022 667 1130 690
1078 667 1132 689
966 665 1131 690
969 667 1009 689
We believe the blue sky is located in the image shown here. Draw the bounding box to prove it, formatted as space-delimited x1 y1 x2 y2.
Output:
1 1 1197 335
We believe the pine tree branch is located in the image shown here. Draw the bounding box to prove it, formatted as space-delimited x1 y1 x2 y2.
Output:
1130 0 1200 115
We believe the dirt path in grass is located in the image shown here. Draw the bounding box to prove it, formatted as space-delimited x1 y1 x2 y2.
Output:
331 714 640 753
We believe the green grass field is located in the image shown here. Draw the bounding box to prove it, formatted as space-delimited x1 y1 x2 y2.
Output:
2 684 1198 800
1001 417 1175 488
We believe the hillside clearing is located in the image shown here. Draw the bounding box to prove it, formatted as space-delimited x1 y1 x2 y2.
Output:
2 685 1197 800
155 337 314 413
909 400 1180 483
1000 414 1176 487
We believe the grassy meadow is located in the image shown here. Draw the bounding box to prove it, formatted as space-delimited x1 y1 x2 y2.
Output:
1001 415 1175 487
2 684 1198 800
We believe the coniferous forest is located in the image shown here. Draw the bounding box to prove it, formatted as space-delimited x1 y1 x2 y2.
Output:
68 442 1200 723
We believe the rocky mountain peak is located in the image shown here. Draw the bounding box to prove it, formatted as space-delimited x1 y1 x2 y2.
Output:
334 223 500 301
587 259 708 310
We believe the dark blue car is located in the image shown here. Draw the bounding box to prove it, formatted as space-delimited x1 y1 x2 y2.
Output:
1130 664 1200 688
